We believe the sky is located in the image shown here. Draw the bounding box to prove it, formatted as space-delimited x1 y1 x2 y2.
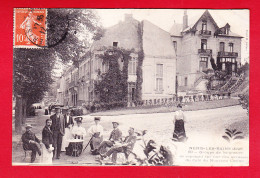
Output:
96 9 249 63
54 9 249 77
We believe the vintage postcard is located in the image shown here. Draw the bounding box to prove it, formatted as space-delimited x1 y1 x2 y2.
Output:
12 8 249 166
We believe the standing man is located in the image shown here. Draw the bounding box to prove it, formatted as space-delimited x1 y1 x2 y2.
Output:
87 117 104 155
48 105 52 115
61 107 74 152
42 119 54 163
42 119 53 152
21 124 41 163
100 127 137 165
50 107 65 159
97 121 122 154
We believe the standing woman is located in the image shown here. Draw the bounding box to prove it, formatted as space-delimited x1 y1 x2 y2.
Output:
172 104 187 142
61 107 74 152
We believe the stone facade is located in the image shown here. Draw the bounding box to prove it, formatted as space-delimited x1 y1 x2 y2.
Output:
170 10 242 92
57 14 177 107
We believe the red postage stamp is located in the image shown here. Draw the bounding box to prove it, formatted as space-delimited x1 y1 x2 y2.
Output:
14 8 47 48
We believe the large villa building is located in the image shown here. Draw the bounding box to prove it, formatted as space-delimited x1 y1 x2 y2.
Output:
57 14 177 106
56 10 243 107
170 10 243 91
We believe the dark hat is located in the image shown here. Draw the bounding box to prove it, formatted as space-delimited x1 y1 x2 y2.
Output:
75 117 83 123
94 117 101 121
112 121 119 125
177 103 182 108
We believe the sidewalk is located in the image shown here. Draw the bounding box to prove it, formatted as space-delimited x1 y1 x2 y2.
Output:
12 109 102 165
91 98 240 116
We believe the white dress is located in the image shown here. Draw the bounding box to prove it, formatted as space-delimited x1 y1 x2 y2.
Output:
71 125 87 138
61 116 73 151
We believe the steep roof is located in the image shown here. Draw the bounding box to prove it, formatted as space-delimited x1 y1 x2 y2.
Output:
182 10 219 32
218 31 243 38
91 17 141 52
142 20 176 58
169 10 243 38
169 23 183 37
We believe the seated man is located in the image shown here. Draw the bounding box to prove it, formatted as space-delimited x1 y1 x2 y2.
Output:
97 121 122 154
100 127 136 165
21 124 41 163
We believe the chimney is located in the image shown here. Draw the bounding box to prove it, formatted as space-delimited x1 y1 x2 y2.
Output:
125 14 133 21
183 10 188 30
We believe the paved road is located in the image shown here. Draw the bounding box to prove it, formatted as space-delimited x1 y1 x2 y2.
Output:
12 105 248 165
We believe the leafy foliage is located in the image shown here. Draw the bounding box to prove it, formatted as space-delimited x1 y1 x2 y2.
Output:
13 48 54 109
135 22 144 103
237 62 249 76
13 9 102 119
94 47 134 108
47 9 103 66
222 128 244 143
238 93 249 115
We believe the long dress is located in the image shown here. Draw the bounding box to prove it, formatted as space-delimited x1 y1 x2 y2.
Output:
173 110 186 142
61 128 73 151
61 115 74 151
87 124 103 152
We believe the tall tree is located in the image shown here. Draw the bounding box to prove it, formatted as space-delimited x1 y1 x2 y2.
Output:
13 9 102 133
13 48 54 133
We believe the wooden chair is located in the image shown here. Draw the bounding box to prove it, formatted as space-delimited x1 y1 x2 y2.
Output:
22 143 32 161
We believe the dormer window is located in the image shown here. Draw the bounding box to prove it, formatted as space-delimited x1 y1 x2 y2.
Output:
113 42 118 47
225 24 230 35
225 28 229 35
202 21 207 31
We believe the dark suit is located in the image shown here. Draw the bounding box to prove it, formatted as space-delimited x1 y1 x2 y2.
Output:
21 131 41 162
64 115 73 128
105 134 136 164
50 114 65 158
109 128 123 141
97 128 122 153
42 126 53 149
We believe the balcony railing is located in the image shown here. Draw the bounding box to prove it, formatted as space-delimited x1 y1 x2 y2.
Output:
200 30 211 36
198 49 212 56
218 51 238 57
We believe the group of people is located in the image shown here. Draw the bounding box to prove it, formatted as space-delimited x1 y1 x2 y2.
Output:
21 103 187 164
21 106 138 164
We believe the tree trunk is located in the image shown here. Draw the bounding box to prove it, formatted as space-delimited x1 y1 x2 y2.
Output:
14 96 23 134
22 98 27 124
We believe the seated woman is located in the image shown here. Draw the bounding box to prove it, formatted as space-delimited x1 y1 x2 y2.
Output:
66 117 86 156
